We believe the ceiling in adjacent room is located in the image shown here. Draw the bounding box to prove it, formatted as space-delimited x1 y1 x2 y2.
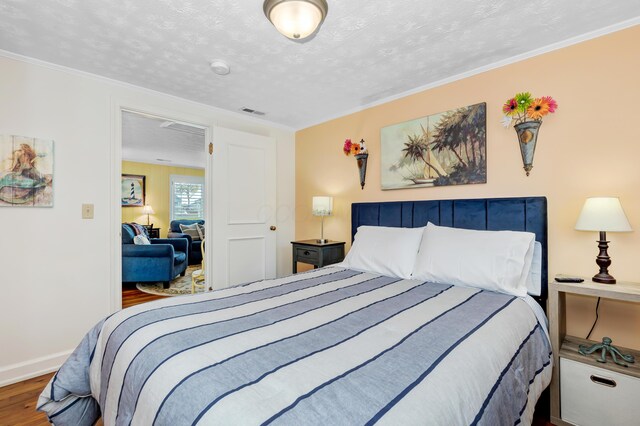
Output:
1 0 639 129
122 111 206 169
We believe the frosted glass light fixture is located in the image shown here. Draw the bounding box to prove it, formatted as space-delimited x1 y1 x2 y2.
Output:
575 197 632 284
312 196 333 243
263 0 328 40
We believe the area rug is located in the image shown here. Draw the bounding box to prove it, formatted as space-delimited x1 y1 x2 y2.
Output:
135 265 208 296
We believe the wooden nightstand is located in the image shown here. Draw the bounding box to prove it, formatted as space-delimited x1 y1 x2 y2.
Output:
549 279 640 426
291 240 345 273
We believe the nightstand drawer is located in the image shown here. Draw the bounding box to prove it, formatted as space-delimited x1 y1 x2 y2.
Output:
561 357 640 426
295 247 319 263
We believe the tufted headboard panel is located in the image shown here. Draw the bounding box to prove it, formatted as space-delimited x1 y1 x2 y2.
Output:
351 196 548 305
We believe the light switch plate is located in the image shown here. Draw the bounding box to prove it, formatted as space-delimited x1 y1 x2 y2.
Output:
82 203 94 219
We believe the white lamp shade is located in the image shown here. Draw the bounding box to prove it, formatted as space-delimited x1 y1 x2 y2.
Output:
142 205 155 215
575 197 632 232
312 196 333 216
265 0 327 40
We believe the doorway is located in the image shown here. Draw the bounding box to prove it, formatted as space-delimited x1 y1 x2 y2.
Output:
117 109 209 309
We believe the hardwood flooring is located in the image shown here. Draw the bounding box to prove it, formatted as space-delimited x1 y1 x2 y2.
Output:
0 372 53 426
121 282 167 309
0 288 553 425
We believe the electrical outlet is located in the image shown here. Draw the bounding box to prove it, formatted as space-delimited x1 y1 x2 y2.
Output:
82 203 94 219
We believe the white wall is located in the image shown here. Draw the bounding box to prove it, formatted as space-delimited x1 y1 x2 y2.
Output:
0 53 295 386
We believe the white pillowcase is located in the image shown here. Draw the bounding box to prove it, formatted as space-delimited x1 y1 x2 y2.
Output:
342 225 425 279
133 234 151 245
527 241 542 296
411 223 535 297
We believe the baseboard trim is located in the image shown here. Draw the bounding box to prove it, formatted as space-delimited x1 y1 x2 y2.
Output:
0 350 71 387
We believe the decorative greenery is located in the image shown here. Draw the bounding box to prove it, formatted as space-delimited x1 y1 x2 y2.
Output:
501 91 558 127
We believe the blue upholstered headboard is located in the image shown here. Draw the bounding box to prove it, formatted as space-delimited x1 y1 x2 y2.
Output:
351 196 548 305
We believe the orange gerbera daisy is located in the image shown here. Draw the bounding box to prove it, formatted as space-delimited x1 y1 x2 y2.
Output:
350 143 362 155
527 98 550 120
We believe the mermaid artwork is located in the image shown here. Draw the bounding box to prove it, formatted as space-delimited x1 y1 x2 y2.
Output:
0 143 51 204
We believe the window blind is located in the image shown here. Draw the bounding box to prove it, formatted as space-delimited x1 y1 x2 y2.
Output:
170 175 204 220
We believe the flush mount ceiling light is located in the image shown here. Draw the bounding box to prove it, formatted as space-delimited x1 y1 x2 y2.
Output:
210 60 230 75
263 0 328 40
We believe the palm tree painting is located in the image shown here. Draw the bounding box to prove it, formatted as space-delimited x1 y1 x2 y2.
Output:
381 102 486 190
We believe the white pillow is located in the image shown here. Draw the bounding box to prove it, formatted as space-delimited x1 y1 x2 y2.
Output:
342 226 425 279
411 223 535 297
526 241 542 296
133 234 151 245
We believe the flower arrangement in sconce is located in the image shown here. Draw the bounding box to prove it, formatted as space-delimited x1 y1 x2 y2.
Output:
501 92 558 176
343 139 369 189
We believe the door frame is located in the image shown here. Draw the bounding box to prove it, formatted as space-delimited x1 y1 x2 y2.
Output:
110 99 213 312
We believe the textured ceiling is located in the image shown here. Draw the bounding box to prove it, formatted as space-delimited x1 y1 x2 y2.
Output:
1 0 639 129
122 111 206 168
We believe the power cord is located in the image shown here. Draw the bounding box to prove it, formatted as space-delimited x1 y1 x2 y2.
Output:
585 297 601 340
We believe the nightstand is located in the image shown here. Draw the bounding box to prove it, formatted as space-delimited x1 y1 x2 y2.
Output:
144 227 160 239
549 279 640 426
291 240 345 273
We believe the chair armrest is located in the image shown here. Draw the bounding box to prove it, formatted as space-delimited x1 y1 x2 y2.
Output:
122 244 173 258
167 232 193 245
152 238 188 253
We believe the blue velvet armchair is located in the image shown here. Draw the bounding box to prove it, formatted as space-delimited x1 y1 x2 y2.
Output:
122 225 189 288
168 219 204 265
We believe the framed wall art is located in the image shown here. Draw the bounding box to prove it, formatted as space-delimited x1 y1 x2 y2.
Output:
0 135 54 207
121 174 145 207
381 102 486 190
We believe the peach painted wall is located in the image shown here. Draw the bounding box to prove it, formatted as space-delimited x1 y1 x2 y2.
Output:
295 26 640 349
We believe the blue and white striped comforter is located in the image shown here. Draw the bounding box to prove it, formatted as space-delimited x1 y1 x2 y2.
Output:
38 267 552 425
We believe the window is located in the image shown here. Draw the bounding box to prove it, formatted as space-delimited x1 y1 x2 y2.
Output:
170 175 205 221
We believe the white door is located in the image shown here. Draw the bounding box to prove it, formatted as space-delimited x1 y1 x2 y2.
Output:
211 127 277 289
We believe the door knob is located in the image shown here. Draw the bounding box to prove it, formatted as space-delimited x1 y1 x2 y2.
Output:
270 226 277 231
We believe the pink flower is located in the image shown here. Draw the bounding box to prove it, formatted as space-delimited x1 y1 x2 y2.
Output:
502 98 518 116
343 139 352 155
541 96 558 113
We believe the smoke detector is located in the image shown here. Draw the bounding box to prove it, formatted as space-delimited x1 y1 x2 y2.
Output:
210 60 230 75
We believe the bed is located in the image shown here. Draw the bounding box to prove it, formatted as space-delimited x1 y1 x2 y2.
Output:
38 196 552 425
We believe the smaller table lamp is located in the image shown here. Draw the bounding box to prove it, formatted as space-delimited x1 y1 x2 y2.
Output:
575 197 632 284
142 205 155 226
312 196 333 244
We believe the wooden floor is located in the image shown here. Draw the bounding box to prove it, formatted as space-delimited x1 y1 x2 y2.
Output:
121 282 167 308
0 288 553 425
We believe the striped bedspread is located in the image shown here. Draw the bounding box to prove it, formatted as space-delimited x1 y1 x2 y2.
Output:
38 267 552 425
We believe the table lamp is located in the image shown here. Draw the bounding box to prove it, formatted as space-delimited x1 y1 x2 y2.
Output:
142 205 155 226
575 197 632 284
312 196 333 244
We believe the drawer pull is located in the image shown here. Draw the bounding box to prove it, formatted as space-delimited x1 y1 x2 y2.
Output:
590 375 616 387
304 250 310 256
